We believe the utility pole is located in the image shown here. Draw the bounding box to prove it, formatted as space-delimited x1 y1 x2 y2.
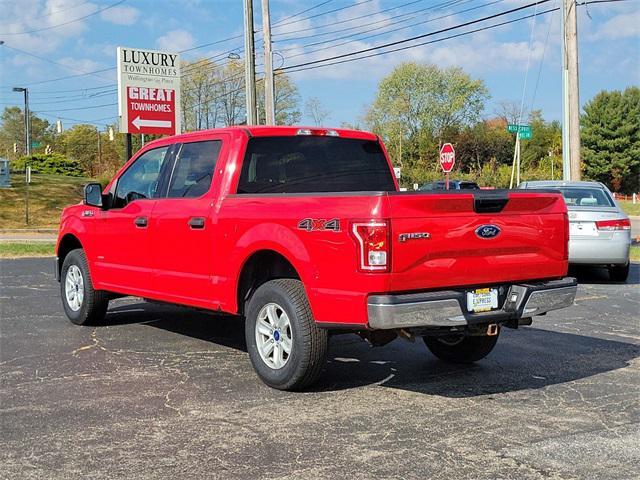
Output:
13 87 30 156
243 0 258 125
561 0 581 180
261 0 276 125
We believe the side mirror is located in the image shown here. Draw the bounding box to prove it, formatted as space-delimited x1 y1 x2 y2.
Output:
84 183 103 208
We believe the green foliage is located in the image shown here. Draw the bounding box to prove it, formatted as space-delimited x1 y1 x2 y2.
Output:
581 86 640 193
0 106 53 160
11 153 83 176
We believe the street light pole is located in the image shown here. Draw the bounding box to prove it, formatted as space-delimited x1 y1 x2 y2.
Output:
13 87 30 156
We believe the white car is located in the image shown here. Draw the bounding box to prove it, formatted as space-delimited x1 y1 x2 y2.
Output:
519 181 631 281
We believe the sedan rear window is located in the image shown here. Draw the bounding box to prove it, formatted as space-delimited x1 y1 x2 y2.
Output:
237 136 396 194
557 187 614 207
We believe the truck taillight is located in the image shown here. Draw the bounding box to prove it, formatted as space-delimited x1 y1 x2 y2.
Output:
595 219 631 231
351 221 390 272
563 213 569 261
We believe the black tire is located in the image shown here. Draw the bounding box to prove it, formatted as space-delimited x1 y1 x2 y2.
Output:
60 248 109 325
609 263 630 282
423 331 499 364
245 279 328 391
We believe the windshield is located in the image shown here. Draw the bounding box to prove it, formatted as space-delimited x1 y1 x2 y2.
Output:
556 187 614 208
237 136 396 194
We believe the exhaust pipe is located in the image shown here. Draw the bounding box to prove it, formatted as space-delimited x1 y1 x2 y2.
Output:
486 324 499 336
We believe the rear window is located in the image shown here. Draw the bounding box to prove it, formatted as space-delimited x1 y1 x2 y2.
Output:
237 136 396 194
557 187 614 207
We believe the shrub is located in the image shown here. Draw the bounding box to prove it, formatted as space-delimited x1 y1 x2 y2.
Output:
11 153 83 177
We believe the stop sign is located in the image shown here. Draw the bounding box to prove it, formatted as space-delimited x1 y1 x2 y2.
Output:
439 143 455 173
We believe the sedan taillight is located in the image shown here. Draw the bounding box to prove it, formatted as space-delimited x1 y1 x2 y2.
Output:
595 219 631 231
351 221 390 272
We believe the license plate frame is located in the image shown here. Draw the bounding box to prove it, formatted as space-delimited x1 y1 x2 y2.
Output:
466 288 499 313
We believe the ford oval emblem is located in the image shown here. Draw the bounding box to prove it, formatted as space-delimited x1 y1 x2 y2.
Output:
476 225 501 239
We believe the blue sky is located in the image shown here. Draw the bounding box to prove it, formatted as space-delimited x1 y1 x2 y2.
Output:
0 0 638 130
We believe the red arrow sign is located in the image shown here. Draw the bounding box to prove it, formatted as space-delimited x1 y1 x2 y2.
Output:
126 86 176 135
439 143 455 173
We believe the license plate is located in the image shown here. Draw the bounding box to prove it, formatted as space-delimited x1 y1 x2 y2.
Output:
466 288 499 313
569 221 598 237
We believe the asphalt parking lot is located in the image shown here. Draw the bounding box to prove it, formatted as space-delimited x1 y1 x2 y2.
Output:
1 258 639 480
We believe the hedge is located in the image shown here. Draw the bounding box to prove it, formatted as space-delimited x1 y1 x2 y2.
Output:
11 153 84 177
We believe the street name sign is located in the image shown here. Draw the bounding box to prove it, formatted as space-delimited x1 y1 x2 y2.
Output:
439 143 455 173
507 124 532 139
117 46 181 136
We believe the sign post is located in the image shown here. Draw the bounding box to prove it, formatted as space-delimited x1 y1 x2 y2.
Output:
25 166 31 225
117 47 181 151
439 143 455 190
507 125 531 188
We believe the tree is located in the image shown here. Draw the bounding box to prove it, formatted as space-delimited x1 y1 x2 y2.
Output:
257 70 301 125
365 62 489 185
305 97 330 126
61 125 101 177
581 87 640 193
0 107 52 159
366 62 489 142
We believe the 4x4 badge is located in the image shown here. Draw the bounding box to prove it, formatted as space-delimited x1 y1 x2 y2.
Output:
298 218 341 232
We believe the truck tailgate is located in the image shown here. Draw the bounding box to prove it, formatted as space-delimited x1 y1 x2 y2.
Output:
387 190 568 291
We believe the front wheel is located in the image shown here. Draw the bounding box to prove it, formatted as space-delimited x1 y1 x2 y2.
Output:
423 331 499 364
60 249 109 325
609 263 630 282
245 279 328 390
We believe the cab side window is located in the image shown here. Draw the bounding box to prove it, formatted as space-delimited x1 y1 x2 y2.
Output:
113 146 169 208
167 140 221 198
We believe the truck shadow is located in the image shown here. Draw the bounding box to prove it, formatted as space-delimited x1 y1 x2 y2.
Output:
105 302 638 398
570 262 640 285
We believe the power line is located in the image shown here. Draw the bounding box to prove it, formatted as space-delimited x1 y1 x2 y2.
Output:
0 0 127 36
275 0 464 42
0 43 114 82
281 0 552 71
272 0 376 30
281 0 501 61
14 0 93 21
282 6 560 74
530 0 557 111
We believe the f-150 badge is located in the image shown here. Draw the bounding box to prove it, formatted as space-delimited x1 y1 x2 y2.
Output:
298 218 341 232
398 232 430 242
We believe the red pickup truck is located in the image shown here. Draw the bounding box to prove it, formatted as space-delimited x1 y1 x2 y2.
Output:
56 126 577 390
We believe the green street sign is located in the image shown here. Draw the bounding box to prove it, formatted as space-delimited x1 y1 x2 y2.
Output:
507 124 531 134
518 130 532 139
30 141 41 148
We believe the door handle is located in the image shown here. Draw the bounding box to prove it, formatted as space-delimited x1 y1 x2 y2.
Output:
134 216 148 228
188 217 206 229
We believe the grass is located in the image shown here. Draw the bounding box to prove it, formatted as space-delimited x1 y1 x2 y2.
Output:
0 174 92 229
631 245 640 263
0 242 55 258
618 200 640 217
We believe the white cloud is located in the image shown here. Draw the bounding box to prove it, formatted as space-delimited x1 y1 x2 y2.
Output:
100 5 140 26
156 29 196 52
590 12 640 41
0 0 97 53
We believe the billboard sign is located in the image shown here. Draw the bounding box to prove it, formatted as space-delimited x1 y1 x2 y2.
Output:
117 47 181 136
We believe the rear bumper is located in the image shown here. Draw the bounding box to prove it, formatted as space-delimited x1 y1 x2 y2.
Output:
367 277 577 330
569 235 630 265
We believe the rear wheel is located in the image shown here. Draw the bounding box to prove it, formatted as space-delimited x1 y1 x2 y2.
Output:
609 263 630 282
423 330 499 364
61 249 109 325
245 279 328 390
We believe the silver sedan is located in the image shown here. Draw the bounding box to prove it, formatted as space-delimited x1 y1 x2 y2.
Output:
519 180 631 281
